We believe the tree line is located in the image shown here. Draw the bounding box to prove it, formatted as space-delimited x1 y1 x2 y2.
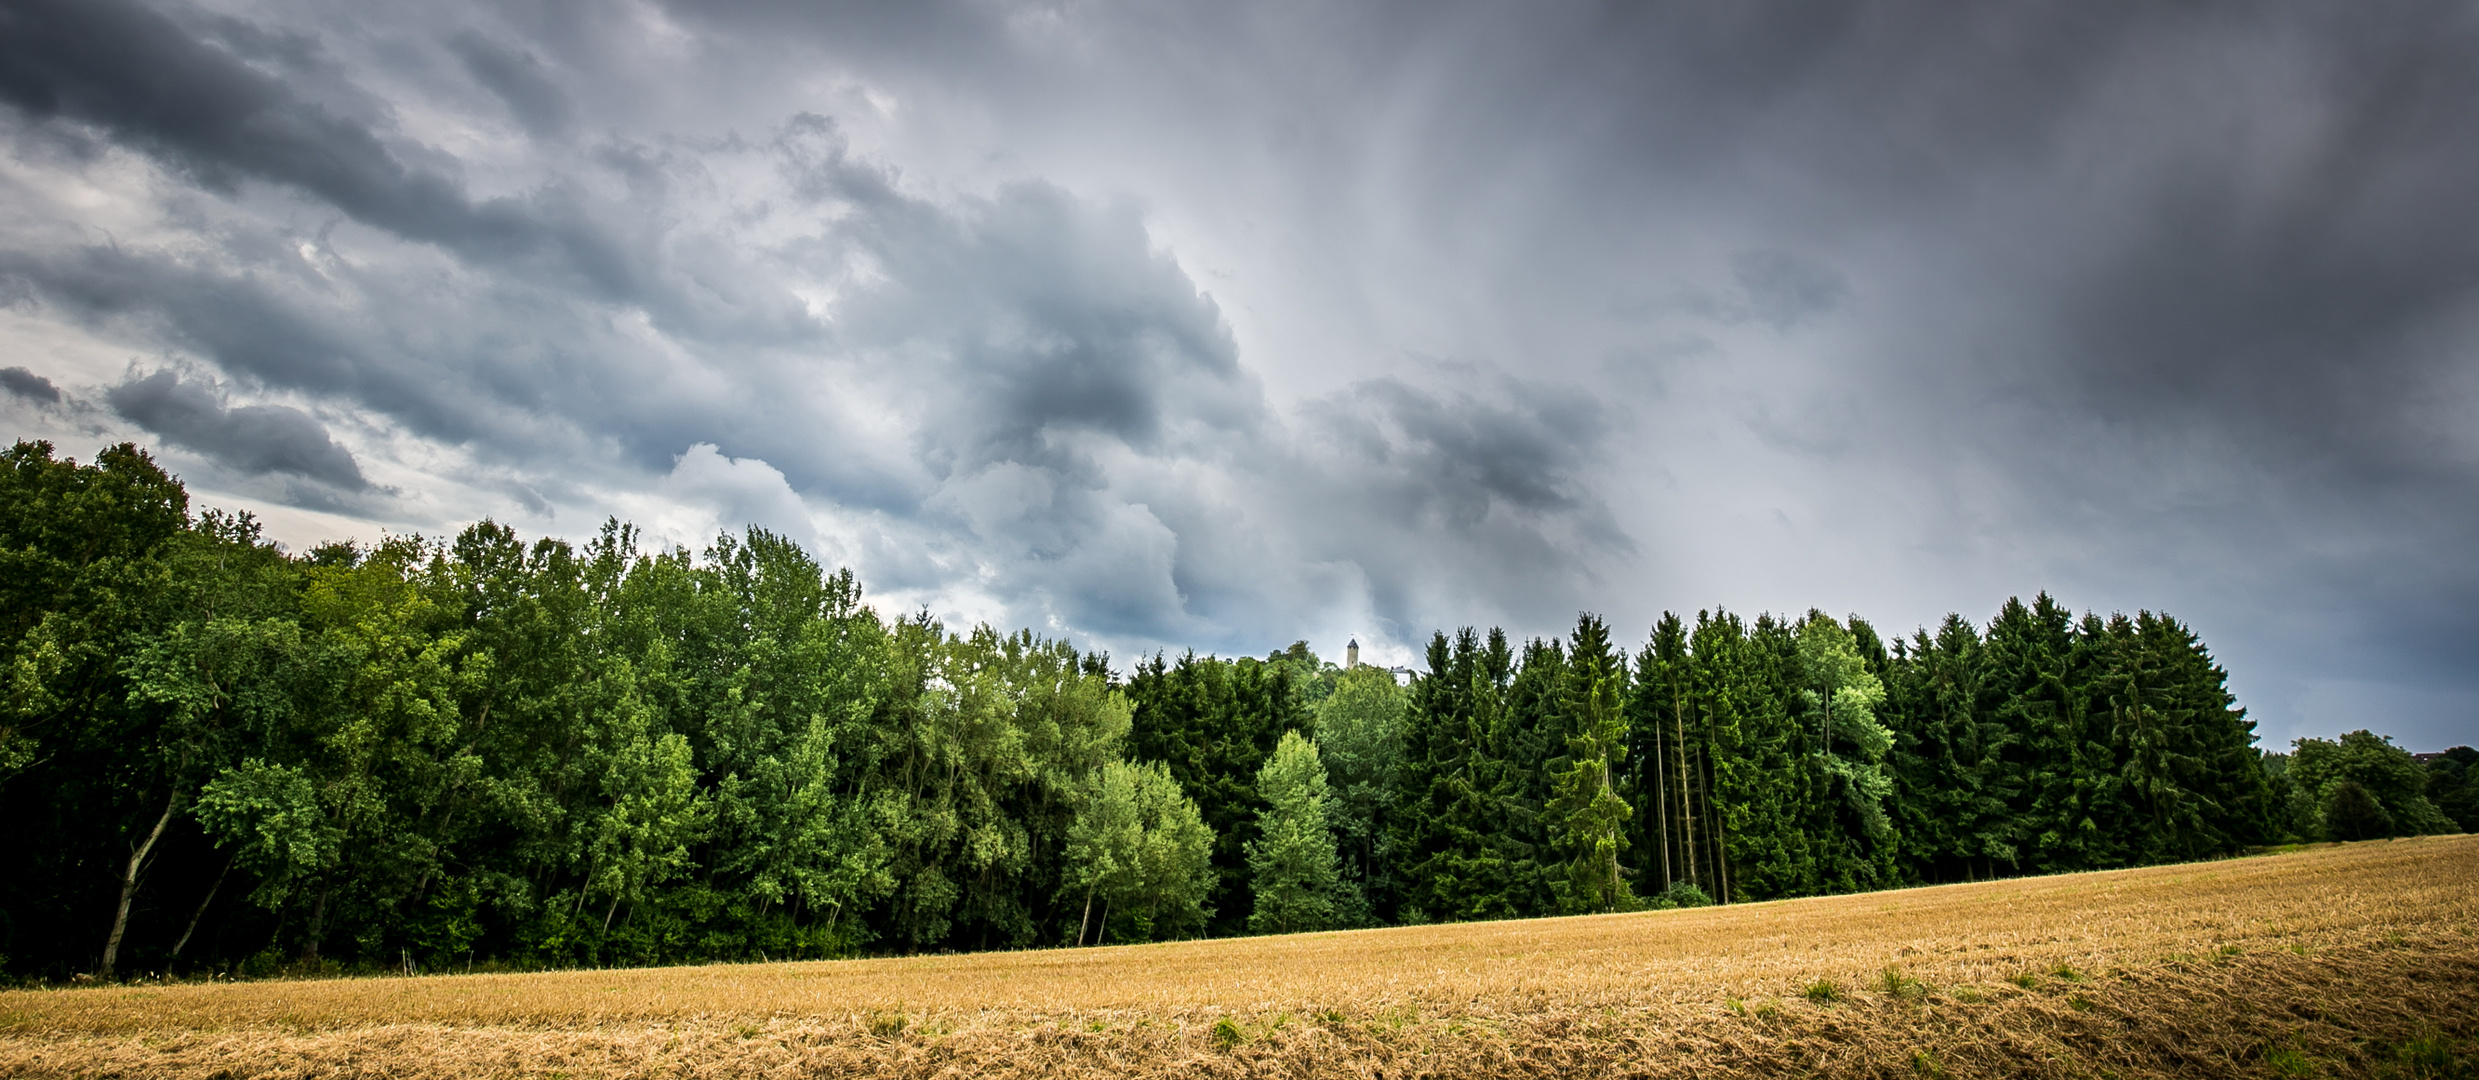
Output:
2 440 2470 981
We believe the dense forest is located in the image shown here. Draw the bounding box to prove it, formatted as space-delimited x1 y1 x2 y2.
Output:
4 440 2472 982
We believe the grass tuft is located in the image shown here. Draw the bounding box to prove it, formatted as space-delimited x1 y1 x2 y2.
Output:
1879 965 1927 1000
2383 1030 2472 1080
1911 1048 1949 1079
2263 1040 2315 1078
1211 1017 1245 1050
866 1012 905 1039
1804 979 1840 1004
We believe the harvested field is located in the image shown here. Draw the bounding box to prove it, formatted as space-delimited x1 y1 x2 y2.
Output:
3 836 2475 1078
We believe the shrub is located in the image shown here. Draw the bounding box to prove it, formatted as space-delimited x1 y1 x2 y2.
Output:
1657 881 1715 909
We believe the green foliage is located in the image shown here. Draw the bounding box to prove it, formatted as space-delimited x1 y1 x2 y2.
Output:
1313 666 1403 923
1548 614 1633 914
0 435 2423 979
2289 731 2456 840
1246 732 1348 934
1125 651 1300 936
1064 759 1215 943
2426 747 2479 834
1653 881 1711 909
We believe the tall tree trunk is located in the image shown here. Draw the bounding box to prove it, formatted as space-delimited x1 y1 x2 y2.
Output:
1696 741 1723 901
100 788 181 980
170 852 237 961
302 884 330 963
1651 716 1672 892
1598 764 1622 903
1674 699 1698 887
1077 885 1097 947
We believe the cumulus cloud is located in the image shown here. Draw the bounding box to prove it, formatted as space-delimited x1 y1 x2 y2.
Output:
659 443 818 555
104 369 367 490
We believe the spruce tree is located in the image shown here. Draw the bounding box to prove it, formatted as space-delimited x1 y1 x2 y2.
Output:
1548 614 1632 913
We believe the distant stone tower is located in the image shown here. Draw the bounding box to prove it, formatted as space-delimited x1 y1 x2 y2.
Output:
1346 639 1359 670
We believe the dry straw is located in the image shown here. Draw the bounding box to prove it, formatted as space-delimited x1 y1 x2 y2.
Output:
4 835 2473 1078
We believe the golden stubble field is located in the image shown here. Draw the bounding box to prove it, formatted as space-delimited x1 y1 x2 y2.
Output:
3 835 2474 1079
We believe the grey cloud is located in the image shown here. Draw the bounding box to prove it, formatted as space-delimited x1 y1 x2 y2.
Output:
0 0 508 242
4 0 2475 744
1312 377 1612 526
1 366 60 402
104 368 368 489
0 0 780 343
1732 251 1846 330
448 31 573 138
835 177 1256 471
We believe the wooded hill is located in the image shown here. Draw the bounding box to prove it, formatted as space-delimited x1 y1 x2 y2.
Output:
3 440 2471 981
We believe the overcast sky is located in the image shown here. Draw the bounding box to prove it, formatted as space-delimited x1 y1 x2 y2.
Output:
2 0 2474 750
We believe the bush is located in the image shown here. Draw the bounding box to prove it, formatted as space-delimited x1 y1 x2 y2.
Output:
1656 881 1714 909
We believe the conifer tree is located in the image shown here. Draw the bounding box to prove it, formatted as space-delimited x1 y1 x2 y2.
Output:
1548 614 1632 913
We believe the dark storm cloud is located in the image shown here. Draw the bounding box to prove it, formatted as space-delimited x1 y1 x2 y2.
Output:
0 0 2472 742
0 0 508 243
1275 375 1628 635
1309 377 1612 529
0 0 785 341
105 368 367 489
1 366 60 403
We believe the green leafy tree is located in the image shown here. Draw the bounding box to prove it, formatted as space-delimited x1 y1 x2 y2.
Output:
2288 731 2455 840
582 693 712 934
1796 612 1895 891
1063 759 1214 944
1125 652 1301 935
2427 747 2479 833
1247 731 1348 934
1314 665 1403 923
